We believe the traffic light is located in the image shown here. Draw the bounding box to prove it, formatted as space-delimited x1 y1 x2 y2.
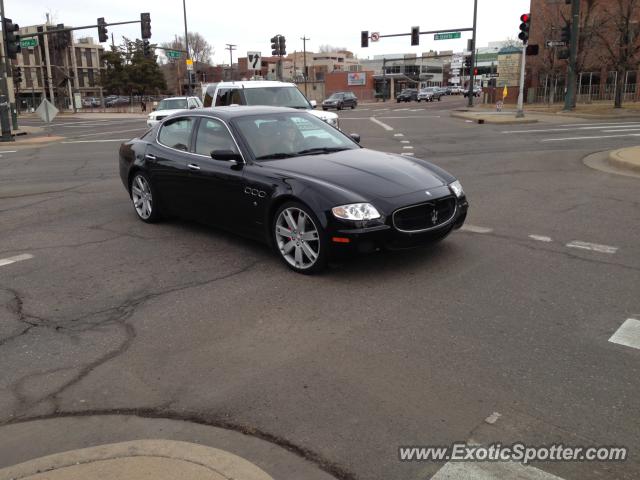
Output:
13 66 22 84
143 40 151 58
271 35 279 56
411 26 419 46
464 56 472 68
56 24 72 49
519 13 530 44
560 22 571 43
141 12 151 39
2 18 21 59
278 36 286 56
361 31 369 48
474 67 478 76
97 17 108 43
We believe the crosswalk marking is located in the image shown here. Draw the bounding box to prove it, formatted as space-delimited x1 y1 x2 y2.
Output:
0 254 34 268
432 461 566 480
609 318 640 350
566 241 618 254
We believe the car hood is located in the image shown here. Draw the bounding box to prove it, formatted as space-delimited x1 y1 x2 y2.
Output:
262 148 448 199
309 109 338 121
149 109 184 119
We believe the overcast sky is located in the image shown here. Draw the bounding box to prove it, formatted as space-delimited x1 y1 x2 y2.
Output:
15 0 530 63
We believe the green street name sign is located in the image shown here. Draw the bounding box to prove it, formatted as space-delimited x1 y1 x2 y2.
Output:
166 50 182 59
434 32 461 41
20 38 39 48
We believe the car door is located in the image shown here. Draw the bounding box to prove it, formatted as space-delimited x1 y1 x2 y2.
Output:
183 116 247 230
145 116 195 216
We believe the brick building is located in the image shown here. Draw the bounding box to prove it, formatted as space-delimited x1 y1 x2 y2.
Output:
528 0 640 103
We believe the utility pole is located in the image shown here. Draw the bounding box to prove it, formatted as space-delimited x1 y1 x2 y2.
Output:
516 43 527 117
225 44 236 80
563 0 580 111
301 35 309 97
182 0 191 94
0 0 19 130
466 0 478 107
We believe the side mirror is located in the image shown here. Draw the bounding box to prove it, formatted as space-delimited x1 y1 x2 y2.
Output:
310 100 317 109
211 149 242 164
350 133 361 144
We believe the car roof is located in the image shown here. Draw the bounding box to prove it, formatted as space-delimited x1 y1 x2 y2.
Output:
206 81 296 90
164 106 305 121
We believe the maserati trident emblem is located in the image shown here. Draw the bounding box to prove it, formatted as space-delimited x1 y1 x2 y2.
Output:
431 209 438 225
425 190 432 196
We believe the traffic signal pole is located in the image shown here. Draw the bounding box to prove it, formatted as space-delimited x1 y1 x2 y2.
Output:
466 0 478 107
516 43 527 117
182 0 191 95
563 0 580 111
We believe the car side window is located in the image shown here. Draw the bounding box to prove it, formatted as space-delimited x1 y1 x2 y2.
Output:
215 89 229 106
158 117 193 151
194 118 238 156
229 89 243 105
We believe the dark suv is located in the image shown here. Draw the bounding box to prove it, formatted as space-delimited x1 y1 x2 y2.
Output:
322 92 358 110
396 89 418 102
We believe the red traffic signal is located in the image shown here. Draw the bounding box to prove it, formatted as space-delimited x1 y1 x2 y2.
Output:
520 13 530 23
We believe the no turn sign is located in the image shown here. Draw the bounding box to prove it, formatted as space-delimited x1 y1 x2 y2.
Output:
371 32 380 42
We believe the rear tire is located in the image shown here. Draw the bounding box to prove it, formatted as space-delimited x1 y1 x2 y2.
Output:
130 171 162 223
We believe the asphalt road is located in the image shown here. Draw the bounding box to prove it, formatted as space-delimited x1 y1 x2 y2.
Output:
1 97 639 480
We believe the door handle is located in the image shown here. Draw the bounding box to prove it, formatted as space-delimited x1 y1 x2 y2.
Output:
187 163 201 171
145 154 157 161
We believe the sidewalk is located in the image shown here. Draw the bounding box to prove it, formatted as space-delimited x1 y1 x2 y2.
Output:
450 110 539 124
608 146 640 173
0 415 340 480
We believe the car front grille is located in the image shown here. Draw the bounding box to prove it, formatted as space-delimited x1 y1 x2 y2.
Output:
392 196 457 233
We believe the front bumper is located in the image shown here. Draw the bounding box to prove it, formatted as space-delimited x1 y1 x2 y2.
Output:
326 198 469 255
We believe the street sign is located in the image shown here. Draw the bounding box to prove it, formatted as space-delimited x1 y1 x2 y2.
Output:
20 38 38 48
371 32 380 42
488 73 499 78
166 50 181 59
247 51 261 70
36 99 58 123
434 32 461 41
186 58 193 71
546 41 566 48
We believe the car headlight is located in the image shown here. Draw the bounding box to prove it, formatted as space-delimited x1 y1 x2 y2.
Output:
449 180 464 198
332 203 381 221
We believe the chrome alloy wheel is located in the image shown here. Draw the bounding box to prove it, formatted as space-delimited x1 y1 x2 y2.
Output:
131 175 153 220
275 207 321 270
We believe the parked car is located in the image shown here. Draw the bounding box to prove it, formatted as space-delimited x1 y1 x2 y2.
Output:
202 80 340 129
463 86 482 98
322 92 358 110
119 107 468 274
82 97 101 107
417 87 443 102
106 96 130 107
146 96 203 127
396 89 418 102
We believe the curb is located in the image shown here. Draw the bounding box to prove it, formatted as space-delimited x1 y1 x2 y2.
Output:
607 146 640 173
0 439 274 480
450 111 538 124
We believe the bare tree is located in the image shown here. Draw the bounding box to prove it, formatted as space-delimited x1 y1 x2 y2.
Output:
596 0 640 107
318 44 348 53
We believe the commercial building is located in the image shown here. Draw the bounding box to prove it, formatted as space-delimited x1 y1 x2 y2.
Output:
10 23 105 111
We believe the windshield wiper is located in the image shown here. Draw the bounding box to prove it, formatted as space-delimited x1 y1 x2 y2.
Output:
255 152 298 160
296 147 351 156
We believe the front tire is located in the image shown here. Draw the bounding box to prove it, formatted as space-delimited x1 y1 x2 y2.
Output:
130 171 162 223
272 202 327 274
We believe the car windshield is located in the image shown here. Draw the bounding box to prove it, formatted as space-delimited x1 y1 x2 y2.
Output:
157 99 188 110
233 112 359 160
242 87 311 109
329 94 344 99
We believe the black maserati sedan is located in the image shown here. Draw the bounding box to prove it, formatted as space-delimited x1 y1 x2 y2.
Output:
119 106 468 273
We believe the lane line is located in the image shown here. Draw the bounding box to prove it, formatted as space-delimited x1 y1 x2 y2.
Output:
609 318 640 351
502 124 640 134
461 224 493 234
541 133 640 142
602 128 640 133
560 121 640 127
62 138 129 144
370 117 394 131
400 152 415 156
566 241 618 254
342 115 440 121
0 150 17 153
529 235 553 242
402 146 414 149
0 253 34 267
432 461 565 480
70 128 143 138
393 133 404 137
400 140 410 143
